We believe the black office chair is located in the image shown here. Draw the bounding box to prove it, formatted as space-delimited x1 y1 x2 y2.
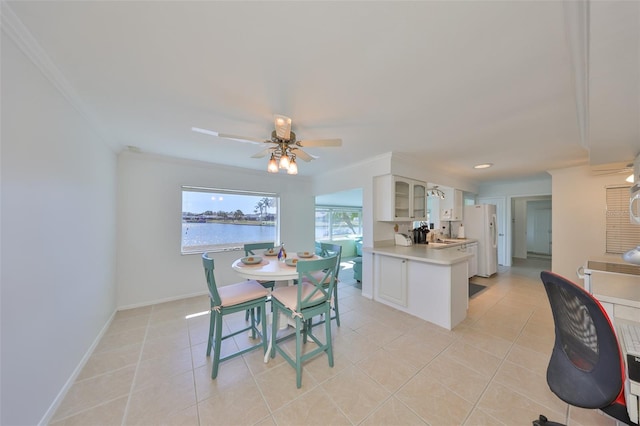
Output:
533 271 637 426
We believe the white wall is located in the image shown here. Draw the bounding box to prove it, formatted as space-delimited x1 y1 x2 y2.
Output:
550 165 629 282
117 152 315 308
314 153 392 298
476 174 553 264
1 36 118 425
477 174 552 197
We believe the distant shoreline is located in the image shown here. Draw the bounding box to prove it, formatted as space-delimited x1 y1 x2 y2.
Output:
183 220 275 227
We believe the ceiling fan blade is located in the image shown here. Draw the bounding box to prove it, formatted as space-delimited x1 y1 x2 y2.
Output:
274 115 292 140
192 127 265 144
298 138 342 147
251 147 275 158
292 148 317 162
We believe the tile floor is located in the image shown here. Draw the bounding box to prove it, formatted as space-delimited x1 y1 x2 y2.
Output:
50 258 619 425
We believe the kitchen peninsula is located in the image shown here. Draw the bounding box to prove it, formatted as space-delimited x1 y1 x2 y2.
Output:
365 241 474 330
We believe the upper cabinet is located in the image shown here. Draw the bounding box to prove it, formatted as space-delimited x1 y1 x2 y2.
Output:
440 188 464 221
375 175 427 221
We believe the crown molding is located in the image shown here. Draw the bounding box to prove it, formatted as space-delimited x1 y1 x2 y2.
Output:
1 2 118 151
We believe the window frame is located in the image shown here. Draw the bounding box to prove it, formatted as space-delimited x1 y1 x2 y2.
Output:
181 186 280 254
315 205 363 242
605 185 640 254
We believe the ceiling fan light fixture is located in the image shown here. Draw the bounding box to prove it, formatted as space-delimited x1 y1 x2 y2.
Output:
267 154 279 173
279 152 290 169
287 157 298 175
274 115 292 140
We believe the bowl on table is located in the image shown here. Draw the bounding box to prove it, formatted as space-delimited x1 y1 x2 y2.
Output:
297 251 314 258
285 258 299 267
241 256 262 265
263 248 277 256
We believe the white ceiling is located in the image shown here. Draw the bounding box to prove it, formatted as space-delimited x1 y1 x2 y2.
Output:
3 1 639 182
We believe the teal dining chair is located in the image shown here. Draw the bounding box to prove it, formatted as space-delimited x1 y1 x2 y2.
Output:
243 242 276 321
270 255 339 388
316 242 343 326
202 253 268 379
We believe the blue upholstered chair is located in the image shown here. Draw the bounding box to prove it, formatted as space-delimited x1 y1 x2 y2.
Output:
353 257 362 282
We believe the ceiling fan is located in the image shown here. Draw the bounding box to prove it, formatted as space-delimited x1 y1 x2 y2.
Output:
192 115 342 174
590 161 635 182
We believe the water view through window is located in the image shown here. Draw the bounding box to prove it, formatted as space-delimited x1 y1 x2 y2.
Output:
181 187 278 254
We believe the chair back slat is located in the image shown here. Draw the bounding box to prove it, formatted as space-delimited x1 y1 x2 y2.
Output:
202 253 222 306
244 242 275 256
296 255 338 311
319 243 342 280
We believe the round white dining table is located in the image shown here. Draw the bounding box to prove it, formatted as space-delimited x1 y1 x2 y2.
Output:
231 255 300 282
231 252 320 362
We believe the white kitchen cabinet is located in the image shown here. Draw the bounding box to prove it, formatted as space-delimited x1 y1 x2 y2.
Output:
374 175 427 221
440 189 464 221
375 254 408 306
372 250 469 330
466 242 478 278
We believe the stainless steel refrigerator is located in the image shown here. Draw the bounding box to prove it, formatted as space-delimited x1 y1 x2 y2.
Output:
464 204 498 277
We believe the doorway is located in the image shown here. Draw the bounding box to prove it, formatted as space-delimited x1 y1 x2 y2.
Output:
511 196 552 262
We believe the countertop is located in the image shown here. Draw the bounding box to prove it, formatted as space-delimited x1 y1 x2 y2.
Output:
364 242 474 266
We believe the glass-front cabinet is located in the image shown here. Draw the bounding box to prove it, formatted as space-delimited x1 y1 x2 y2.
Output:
375 175 428 221
412 182 426 219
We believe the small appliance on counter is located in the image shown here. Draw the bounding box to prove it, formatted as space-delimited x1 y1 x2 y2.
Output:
412 224 430 244
395 233 413 246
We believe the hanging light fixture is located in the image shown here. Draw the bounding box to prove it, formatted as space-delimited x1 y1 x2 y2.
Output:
279 152 290 169
287 155 298 175
426 186 445 199
266 145 299 175
267 153 279 173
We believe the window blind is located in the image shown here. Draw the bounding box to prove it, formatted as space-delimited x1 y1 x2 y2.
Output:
606 185 640 254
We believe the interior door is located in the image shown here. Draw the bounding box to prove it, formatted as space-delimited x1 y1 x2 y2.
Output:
531 207 552 255
478 197 507 266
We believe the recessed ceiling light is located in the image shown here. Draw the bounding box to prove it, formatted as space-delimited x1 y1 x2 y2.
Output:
474 163 493 169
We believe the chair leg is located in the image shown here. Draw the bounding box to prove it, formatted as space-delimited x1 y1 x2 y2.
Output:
245 308 250 321
270 304 279 359
206 309 215 357
302 318 309 343
255 306 262 325
295 316 303 389
325 306 334 368
260 303 268 354
333 286 340 327
212 311 223 379
250 307 257 339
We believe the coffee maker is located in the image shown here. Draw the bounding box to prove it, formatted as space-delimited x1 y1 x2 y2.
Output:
412 223 430 244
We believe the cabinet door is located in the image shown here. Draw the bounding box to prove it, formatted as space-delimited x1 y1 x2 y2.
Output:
468 244 478 277
412 182 427 220
374 175 428 221
452 190 464 220
394 179 411 219
377 255 408 306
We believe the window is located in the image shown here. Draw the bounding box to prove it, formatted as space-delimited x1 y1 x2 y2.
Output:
315 206 362 241
182 186 279 254
606 185 640 254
